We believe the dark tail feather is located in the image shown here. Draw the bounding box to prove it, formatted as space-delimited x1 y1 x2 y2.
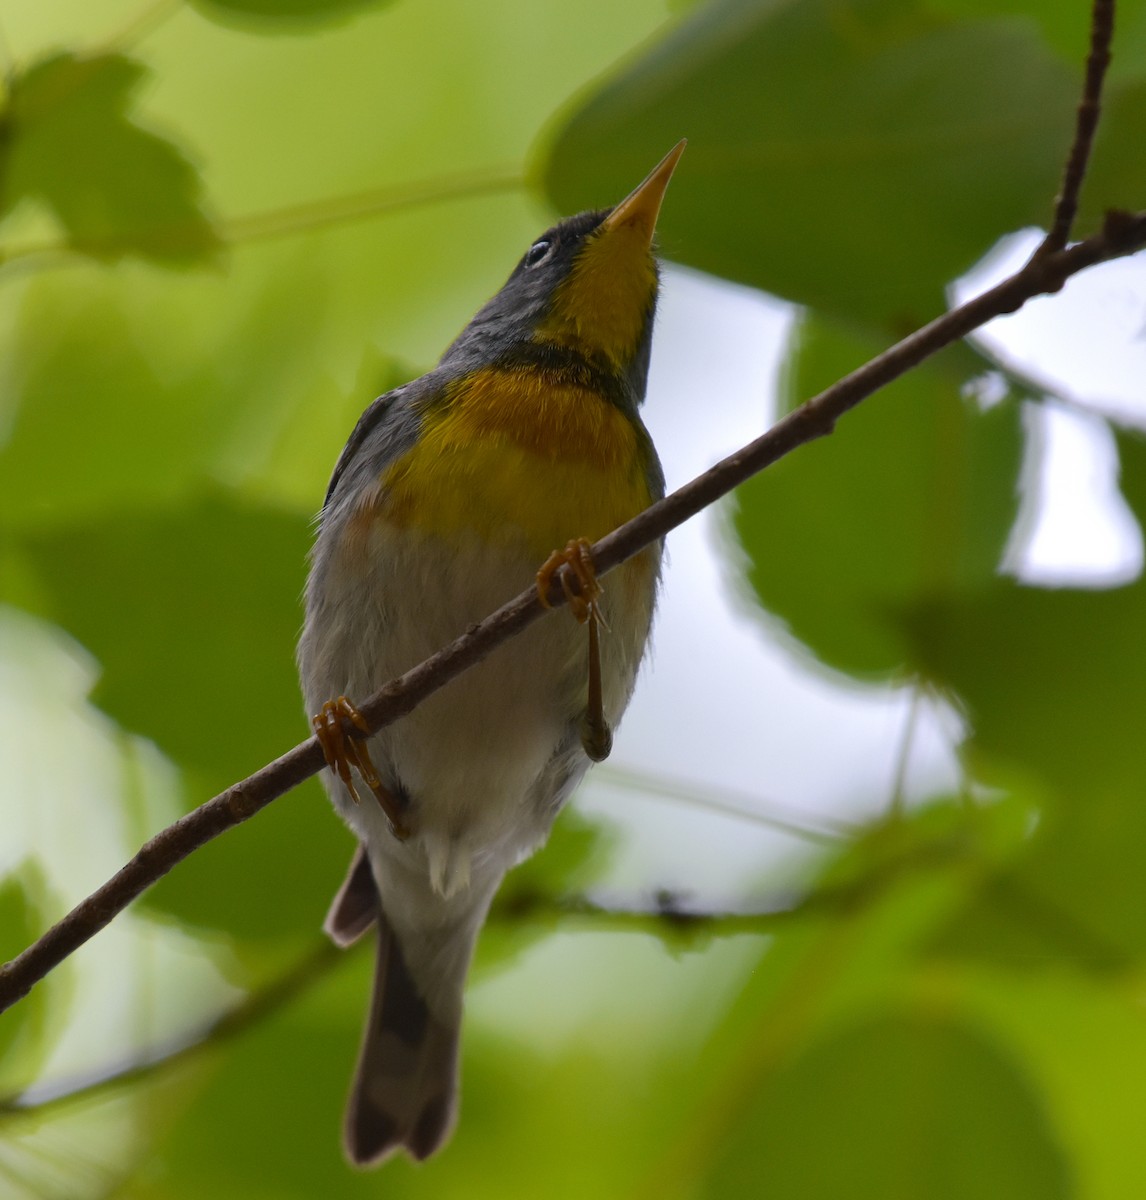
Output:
345 911 460 1165
324 846 378 948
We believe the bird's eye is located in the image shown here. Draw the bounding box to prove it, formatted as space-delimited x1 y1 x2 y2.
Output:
524 239 552 268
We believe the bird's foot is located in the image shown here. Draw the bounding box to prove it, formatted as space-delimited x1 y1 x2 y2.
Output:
536 537 601 623
537 539 612 762
312 696 410 840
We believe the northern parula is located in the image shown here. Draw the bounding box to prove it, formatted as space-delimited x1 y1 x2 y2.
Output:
297 142 683 1166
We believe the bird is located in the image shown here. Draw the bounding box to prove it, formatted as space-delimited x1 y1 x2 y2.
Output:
297 140 684 1167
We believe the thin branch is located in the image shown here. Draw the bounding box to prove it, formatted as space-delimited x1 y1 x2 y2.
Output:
1038 0 1115 255
968 329 1138 425
887 680 925 816
5 815 1119 1122
1 209 1144 1017
593 763 851 843
222 168 524 246
95 0 183 55
0 893 815 1119
0 941 341 1120
0 169 525 276
0 864 937 1119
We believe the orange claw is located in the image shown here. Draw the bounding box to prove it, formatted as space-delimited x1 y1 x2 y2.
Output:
312 696 410 840
536 539 612 763
536 537 602 623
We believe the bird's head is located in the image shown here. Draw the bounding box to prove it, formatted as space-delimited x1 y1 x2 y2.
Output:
441 141 685 400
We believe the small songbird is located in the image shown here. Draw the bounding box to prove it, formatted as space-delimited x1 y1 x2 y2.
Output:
297 142 683 1166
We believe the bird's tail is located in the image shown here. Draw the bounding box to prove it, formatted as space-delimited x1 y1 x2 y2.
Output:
324 847 476 1166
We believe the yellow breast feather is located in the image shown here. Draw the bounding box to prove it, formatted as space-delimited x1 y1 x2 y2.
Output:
379 366 653 557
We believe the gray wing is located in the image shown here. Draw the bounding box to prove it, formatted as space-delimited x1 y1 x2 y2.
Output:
322 372 444 511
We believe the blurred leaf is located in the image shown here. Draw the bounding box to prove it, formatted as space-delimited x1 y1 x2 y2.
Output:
247 346 418 512
543 0 1075 327
930 0 1146 83
910 577 1146 792
907 571 1146 962
733 315 1023 678
1 53 220 265
119 964 372 1199
910 430 1146 964
0 268 364 530
0 295 222 529
116 933 760 1200
148 777 355 944
1079 79 1146 226
960 970 1146 1200
20 492 311 790
189 0 393 31
0 868 48 1081
706 1013 1071 1198
930 806 1146 974
814 793 1033 898
909 427 1146 795
667 795 1041 1200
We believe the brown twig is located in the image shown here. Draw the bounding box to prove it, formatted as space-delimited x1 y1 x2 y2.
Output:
1038 0 1115 256
2 0 1144 1015
0 897 806 1120
2 211 1144 1017
0 169 525 273
0 941 343 1119
0 856 957 1118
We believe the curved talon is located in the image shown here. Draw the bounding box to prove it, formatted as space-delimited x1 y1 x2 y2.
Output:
580 614 613 761
536 537 602 623
312 696 410 841
536 539 613 762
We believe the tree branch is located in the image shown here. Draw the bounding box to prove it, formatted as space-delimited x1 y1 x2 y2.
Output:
1 209 1144 1017
0 897 815 1119
0 168 526 274
3 0 1145 1015
0 941 343 1119
1038 0 1115 256
0 856 955 1118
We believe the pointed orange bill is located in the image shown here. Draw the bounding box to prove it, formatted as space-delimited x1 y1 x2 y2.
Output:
602 139 687 242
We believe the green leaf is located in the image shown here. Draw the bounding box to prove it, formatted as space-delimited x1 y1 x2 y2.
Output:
931 0 1146 84
732 315 1023 678
149 777 356 943
19 492 312 790
188 0 394 31
119 963 374 1199
0 294 223 529
909 427 1146 796
911 576 1146 793
935 784 1146 973
119 932 766 1200
959 969 1146 1200
909 430 1146 964
1 53 220 265
1079 79 1146 228
0 869 48 1080
542 0 1076 327
707 1013 1071 1199
0 275 348 531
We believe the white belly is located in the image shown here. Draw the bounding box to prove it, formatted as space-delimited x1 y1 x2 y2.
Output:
299 517 653 905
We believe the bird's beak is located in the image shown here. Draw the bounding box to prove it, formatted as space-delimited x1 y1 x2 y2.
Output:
603 140 687 244
537 139 686 369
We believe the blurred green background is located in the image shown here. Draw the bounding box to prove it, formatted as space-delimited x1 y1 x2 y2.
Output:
3 0 1146 1195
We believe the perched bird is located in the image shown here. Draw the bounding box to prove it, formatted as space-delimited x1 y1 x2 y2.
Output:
297 141 684 1166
